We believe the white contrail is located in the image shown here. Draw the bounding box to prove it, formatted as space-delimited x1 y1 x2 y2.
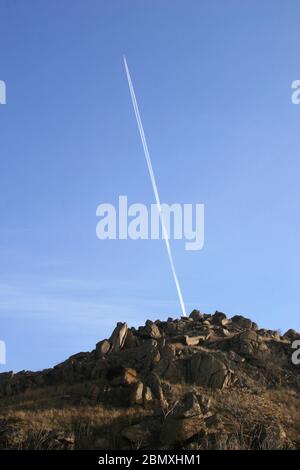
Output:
123 56 187 317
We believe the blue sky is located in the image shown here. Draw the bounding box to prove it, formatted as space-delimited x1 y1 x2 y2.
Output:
0 0 299 371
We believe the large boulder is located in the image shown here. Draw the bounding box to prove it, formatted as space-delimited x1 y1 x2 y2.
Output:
130 381 144 405
106 366 138 386
188 351 233 389
160 392 204 445
147 372 165 404
139 320 162 340
211 311 228 326
189 310 203 321
109 322 128 353
143 386 153 405
283 329 300 342
231 315 254 330
153 343 176 377
123 329 141 349
106 339 160 373
95 339 111 357
230 330 268 358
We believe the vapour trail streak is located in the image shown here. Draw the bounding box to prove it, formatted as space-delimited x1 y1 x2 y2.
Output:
123 56 187 317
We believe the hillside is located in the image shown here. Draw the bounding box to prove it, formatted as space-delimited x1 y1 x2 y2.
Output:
0 310 300 450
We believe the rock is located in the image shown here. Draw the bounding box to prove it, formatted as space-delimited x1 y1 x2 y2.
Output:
165 322 178 337
107 366 138 386
196 394 212 414
189 351 233 389
219 328 231 337
147 341 161 367
230 330 268 358
257 328 269 337
184 335 203 346
147 372 165 403
141 320 162 339
143 386 153 404
272 331 281 341
95 340 111 357
139 339 160 371
123 329 140 349
105 338 160 375
109 322 128 353
170 335 203 346
130 381 144 405
228 351 245 363
283 329 300 342
189 310 203 321
122 368 138 385
231 315 253 330
203 314 211 320
153 343 176 377
205 414 223 429
160 392 204 445
211 311 228 326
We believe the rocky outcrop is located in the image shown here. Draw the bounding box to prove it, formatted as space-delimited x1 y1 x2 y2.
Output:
0 310 300 403
0 308 299 451
1 311 299 400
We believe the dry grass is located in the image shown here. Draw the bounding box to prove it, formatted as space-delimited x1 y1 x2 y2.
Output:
262 388 300 447
0 383 152 450
0 381 299 450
